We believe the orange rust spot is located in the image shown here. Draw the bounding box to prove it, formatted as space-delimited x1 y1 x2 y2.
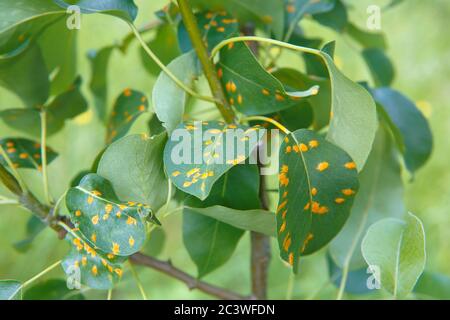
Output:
335 198 345 204
311 201 328 215
316 162 329 172
299 143 308 152
345 162 357 170
311 188 317 196
288 253 294 266
309 140 319 148
279 221 286 233
124 88 132 97
342 189 355 196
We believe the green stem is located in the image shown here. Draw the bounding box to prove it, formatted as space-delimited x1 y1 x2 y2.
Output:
107 289 113 300
128 262 148 300
0 145 27 192
52 190 67 218
40 110 52 204
128 22 217 104
177 0 236 124
285 273 295 300
241 116 291 135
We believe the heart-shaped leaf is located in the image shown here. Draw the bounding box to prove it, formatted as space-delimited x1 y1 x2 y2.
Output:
372 87 432 174
164 121 263 200
217 42 319 115
105 89 149 144
178 10 238 53
98 133 169 212
153 51 201 133
0 138 58 170
62 231 125 290
361 212 426 299
0 280 22 300
66 173 148 256
277 129 359 269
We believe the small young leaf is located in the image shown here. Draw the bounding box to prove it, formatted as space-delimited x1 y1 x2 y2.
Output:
277 129 359 269
66 173 149 256
361 212 426 299
105 89 149 144
23 279 85 300
372 88 433 174
362 48 395 87
0 280 22 300
163 121 263 200
98 133 169 212
153 51 201 133
217 42 319 115
178 10 238 53
0 138 57 170
62 231 125 290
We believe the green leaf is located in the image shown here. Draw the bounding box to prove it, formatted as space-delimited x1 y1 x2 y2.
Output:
105 89 149 144
217 42 319 115
346 23 387 50
54 0 138 22
372 88 433 174
0 280 22 300
321 52 378 171
414 271 450 300
312 0 348 32
0 44 49 108
276 129 359 269
327 254 371 295
0 138 58 170
362 48 395 87
153 51 201 133
185 206 275 236
140 24 180 76
192 0 285 39
0 77 87 136
361 212 426 299
98 133 169 212
284 0 335 33
329 124 405 270
148 114 165 137
66 173 149 256
13 216 46 253
62 231 125 290
178 10 239 53
142 227 166 257
88 46 115 122
163 121 263 200
23 279 85 300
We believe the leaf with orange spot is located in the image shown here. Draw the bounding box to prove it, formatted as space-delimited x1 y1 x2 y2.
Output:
66 173 151 257
62 230 126 290
277 129 359 270
105 89 149 143
163 121 263 200
0 138 57 170
217 41 319 115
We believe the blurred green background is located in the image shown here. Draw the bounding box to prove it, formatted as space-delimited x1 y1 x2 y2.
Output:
0 0 449 299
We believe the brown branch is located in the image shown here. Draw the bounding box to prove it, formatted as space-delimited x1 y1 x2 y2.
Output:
129 253 250 300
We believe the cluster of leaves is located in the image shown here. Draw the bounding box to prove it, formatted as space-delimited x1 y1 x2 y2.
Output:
0 0 441 300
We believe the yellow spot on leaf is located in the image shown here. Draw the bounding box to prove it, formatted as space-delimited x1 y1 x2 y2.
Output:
316 162 329 172
311 201 329 215
112 242 120 255
299 143 308 152
114 268 123 277
129 236 135 247
344 162 357 170
335 198 345 204
75 210 82 217
126 216 137 225
124 88 132 97
105 204 113 214
311 188 317 196
19 153 28 159
285 145 292 153
81 256 87 266
309 140 319 148
342 189 355 196
91 215 99 225
288 253 294 266
91 265 98 276
91 233 97 243
262 89 270 96
279 221 286 233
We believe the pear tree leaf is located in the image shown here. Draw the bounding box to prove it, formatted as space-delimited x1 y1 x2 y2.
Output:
277 129 359 269
0 138 57 170
13 216 46 253
23 279 85 300
312 0 348 32
142 227 166 257
217 42 319 115
66 173 149 256
178 10 239 53
0 280 22 300
62 230 125 290
362 48 395 87
346 23 387 50
163 121 263 200
153 51 201 133
372 87 433 174
284 0 335 33
414 271 450 300
54 0 138 22
361 212 426 299
98 133 169 212
327 254 371 295
105 89 149 144
192 0 285 39
329 123 405 270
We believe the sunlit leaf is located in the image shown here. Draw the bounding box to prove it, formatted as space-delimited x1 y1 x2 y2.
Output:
361 212 426 298
163 121 263 200
153 51 201 133
277 129 359 269
105 89 149 144
0 280 22 300
66 173 149 256
0 138 57 170
23 279 85 300
329 123 405 270
98 133 169 212
372 87 433 174
62 231 125 290
217 42 319 115
178 10 238 53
